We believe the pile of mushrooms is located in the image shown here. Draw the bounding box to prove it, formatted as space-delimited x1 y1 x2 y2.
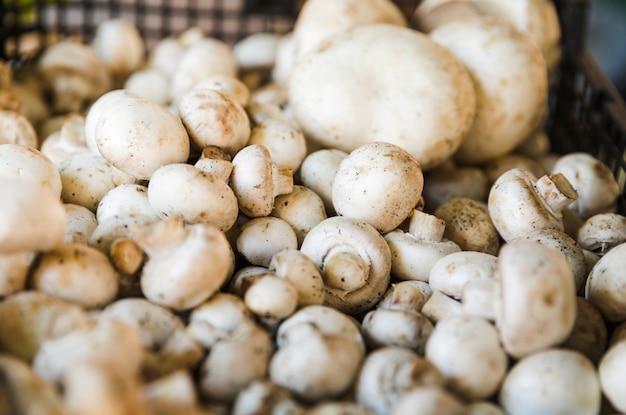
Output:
2 0 626 414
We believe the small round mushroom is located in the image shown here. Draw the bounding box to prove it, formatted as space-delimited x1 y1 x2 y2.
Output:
148 163 239 232
420 290 464 323
193 74 251 107
433 197 500 255
142 370 205 415
300 216 392 315
499 349 601 415
429 251 497 300
0 177 67 254
0 143 63 197
194 145 233 182
231 379 301 415
361 305 434 353
391 386 466 415
482 153 546 187
332 141 424 233
355 346 446 415
91 18 145 87
247 118 307 172
178 88 251 155
236 217 298 268
561 296 608 364
0 110 38 147
298 148 348 216
425 315 508 400
487 168 578 242
40 113 89 166
577 212 626 255
268 248 326 306
422 160 489 212
230 144 294 218
233 33 281 88
243 273 299 321
0 250 34 297
96 183 160 225
497 240 577 358
30 242 119 308
551 152 620 219
271 185 328 246
134 217 235 311
124 68 170 106
584 242 626 323
598 339 626 413
384 210 461 282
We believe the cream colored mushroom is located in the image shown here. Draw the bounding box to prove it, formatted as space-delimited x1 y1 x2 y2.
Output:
561 296 608 364
268 248 326 306
433 197 500 255
420 290 464 323
429 251 497 300
230 144 294 217
178 88 251 155
499 349 601 415
134 217 234 311
0 143 62 197
356 346 446 415
584 242 626 323
91 18 145 86
40 113 89 166
96 183 160 225
148 163 239 232
427 315 508 401
231 379 302 415
0 250 33 296
124 68 170 106
300 216 392 315
289 24 476 170
194 145 233 181
0 177 66 254
233 32 281 89
193 74 251 107
236 217 298 268
332 141 424 233
298 148 348 216
247 118 307 172
422 160 489 212
482 153 546 187
271 185 327 246
0 291 90 361
430 17 548 165
577 212 626 255
0 110 38 147
142 370 205 415
598 339 626 413
488 168 578 242
551 152 620 219
391 387 466 415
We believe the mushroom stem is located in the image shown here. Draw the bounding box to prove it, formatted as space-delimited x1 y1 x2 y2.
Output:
272 164 294 199
408 210 446 242
133 218 188 258
535 173 578 213
323 247 369 292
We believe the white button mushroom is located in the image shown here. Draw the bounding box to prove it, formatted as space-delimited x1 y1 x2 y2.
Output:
236 217 299 268
355 346 446 415
430 17 548 165
390 386 466 415
499 348 601 415
148 163 239 232
561 296 608 364
0 250 33 297
247 118 307 172
124 68 171 106
178 88 251 155
584 242 626 323
271 185 328 246
230 144 294 218
300 216 392 315
429 251 497 300
193 74 251 107
268 248 326 307
425 315 508 400
488 168 578 242
242 273 300 321
194 145 233 182
288 24 476 170
0 109 38 148
332 141 424 233
420 289 464 323
577 212 626 255
0 177 66 254
0 143 63 197
134 217 235 311
598 339 626 413
231 379 301 415
40 113 89 166
298 148 348 216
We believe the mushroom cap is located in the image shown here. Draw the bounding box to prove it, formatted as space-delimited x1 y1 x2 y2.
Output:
332 141 424 233
91 18 145 81
497 240 577 358
585 242 626 323
0 144 63 197
428 251 497 299
96 183 159 224
289 24 476 170
499 349 601 415
269 248 326 306
233 32 281 70
236 217 298 268
599 340 626 413
248 118 307 171
577 213 626 255
431 17 548 165
0 110 38 148
391 386 466 415
299 148 348 216
271 185 328 246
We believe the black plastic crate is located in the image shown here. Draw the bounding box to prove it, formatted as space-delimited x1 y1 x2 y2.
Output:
1 0 625 214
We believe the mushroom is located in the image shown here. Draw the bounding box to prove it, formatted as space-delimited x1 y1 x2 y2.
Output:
148 163 239 232
598 339 626 413
148 37 185 80
247 118 307 172
142 370 205 415
433 196 500 255
271 185 328 246
384 209 461 282
231 379 302 415
102 298 203 380
91 18 145 87
37 40 111 113
134 217 235 311
0 110 38 147
496 240 577 358
420 290 464 323
236 217 298 268
487 168 578 242
268 248 326 306
298 148 348 216
425 315 508 400
499 349 601 415
269 305 365 402
177 88 251 155
233 33 281 88
29 242 119 308
241 273 300 322
124 68 171 106
194 145 233 181
429 251 497 300
40 113 89 166
576 212 626 255
300 216 392 315
464 402 505 415
289 24 476 170
193 74 251 107
230 144 294 218
94 93 191 181
0 354 66 415
422 160 489 212
390 387 466 415
0 291 90 361
430 17 548 165
355 346 446 415
551 152 620 219
0 177 66 254
561 296 608 364
96 183 160 225
0 250 34 297
0 143 63 197
584 242 626 323
332 141 424 233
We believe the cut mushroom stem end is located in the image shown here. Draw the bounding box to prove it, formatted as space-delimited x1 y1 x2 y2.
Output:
536 173 578 213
